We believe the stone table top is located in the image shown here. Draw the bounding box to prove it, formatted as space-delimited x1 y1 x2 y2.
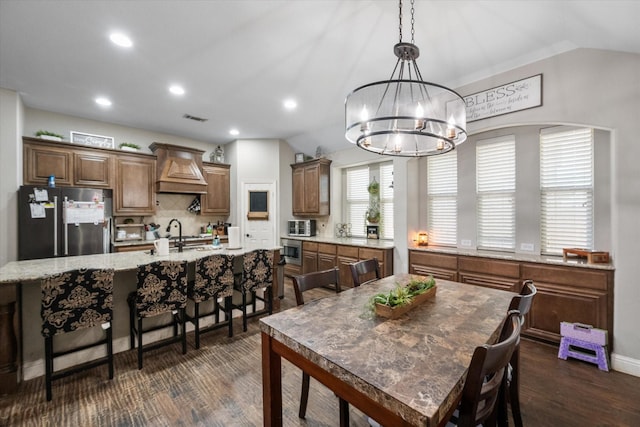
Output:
0 245 279 284
260 274 515 426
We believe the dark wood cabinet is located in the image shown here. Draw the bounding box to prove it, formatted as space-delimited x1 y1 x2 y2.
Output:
291 158 331 216
409 249 614 347
114 154 156 215
318 243 338 271
73 151 113 188
201 162 230 216
23 139 74 186
302 241 319 274
337 245 359 288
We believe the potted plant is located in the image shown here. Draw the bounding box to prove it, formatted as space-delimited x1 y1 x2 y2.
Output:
367 276 436 319
35 130 64 142
119 142 140 152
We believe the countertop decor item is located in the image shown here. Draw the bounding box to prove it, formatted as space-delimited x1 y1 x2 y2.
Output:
345 0 467 156
35 130 64 141
369 276 436 319
119 142 140 151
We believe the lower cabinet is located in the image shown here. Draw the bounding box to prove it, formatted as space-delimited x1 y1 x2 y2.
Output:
409 249 614 347
302 242 318 274
317 243 337 271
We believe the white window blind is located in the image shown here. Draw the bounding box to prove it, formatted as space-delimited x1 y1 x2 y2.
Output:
476 136 516 251
427 152 457 246
379 162 394 239
345 166 369 237
540 127 594 255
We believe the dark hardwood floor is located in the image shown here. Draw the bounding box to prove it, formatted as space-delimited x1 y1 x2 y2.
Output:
1 279 639 426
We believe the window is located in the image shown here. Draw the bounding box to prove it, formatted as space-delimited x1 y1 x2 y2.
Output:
540 127 594 255
476 136 516 251
427 152 457 246
344 162 394 239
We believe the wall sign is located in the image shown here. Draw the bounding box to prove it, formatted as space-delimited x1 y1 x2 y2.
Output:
464 74 542 122
70 131 115 149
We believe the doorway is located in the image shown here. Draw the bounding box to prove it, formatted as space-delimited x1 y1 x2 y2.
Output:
241 181 277 248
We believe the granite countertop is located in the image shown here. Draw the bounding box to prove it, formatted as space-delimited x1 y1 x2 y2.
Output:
281 235 395 249
261 274 514 426
0 245 279 284
411 245 614 270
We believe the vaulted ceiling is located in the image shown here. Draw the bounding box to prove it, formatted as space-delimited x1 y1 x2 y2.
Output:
1 1 639 155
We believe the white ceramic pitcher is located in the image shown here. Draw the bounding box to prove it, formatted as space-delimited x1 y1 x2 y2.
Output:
154 238 169 256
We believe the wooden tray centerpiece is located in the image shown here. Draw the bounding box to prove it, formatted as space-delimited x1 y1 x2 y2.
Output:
370 276 437 319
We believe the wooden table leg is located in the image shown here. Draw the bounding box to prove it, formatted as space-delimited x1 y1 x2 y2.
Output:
261 331 283 427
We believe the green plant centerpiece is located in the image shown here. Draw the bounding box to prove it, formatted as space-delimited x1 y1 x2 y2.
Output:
119 142 141 151
367 275 437 319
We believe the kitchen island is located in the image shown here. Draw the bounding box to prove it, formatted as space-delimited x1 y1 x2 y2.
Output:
0 245 280 394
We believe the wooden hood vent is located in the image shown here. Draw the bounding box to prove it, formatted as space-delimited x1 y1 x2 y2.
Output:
149 142 208 194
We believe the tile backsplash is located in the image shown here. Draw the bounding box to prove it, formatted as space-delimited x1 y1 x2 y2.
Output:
147 193 227 237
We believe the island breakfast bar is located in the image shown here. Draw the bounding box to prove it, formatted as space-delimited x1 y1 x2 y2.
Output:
260 274 516 427
0 245 280 394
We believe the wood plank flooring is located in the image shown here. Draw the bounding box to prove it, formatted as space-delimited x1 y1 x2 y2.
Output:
1 280 639 426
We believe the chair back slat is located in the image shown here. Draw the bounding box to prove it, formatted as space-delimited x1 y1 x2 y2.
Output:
242 249 274 292
135 261 188 317
41 268 114 337
191 254 235 302
292 268 340 306
509 279 537 323
350 258 380 286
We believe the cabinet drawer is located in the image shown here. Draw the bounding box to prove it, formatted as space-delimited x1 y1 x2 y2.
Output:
409 250 457 270
521 263 610 291
458 256 520 279
318 243 336 255
359 248 384 261
303 241 318 251
337 245 358 258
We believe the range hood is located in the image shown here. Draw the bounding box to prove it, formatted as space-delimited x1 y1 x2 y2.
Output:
149 142 208 194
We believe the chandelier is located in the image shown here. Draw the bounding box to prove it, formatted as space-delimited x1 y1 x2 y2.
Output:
345 0 467 156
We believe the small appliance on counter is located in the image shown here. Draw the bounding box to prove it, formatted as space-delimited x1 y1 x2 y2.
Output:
288 219 316 237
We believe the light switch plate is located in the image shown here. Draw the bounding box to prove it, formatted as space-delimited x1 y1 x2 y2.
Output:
461 239 472 247
520 243 535 251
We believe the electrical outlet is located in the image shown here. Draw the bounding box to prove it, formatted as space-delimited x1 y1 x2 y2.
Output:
520 243 534 251
461 239 472 247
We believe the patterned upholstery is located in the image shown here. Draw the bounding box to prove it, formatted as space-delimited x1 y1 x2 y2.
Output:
41 268 114 338
134 261 188 317
242 250 274 292
190 254 235 302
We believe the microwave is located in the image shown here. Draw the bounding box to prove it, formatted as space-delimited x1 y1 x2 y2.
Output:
288 220 316 237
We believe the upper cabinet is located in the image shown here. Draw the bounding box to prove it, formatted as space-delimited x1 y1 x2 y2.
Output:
114 153 156 215
201 162 230 216
291 158 331 216
24 138 76 187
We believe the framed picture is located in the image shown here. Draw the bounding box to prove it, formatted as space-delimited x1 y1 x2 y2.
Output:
70 131 115 149
247 190 269 220
367 225 379 240
295 153 305 163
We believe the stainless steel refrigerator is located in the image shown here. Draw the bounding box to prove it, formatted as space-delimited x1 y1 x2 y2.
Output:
18 185 112 260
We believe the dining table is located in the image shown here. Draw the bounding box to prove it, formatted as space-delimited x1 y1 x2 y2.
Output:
260 273 516 427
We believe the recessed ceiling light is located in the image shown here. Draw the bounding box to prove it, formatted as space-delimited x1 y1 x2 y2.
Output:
229 128 240 136
283 99 297 111
109 32 133 48
169 85 185 95
95 97 112 107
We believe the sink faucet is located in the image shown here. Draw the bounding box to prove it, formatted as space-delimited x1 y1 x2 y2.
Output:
166 218 184 252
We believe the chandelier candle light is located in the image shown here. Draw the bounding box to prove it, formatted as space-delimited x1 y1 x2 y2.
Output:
345 0 467 156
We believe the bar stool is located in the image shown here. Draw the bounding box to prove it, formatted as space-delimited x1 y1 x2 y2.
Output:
41 268 115 401
232 249 274 332
187 254 235 349
128 260 188 369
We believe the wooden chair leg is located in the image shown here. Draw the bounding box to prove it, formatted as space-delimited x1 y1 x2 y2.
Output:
128 297 135 350
137 317 144 370
339 398 350 427
194 303 201 349
299 372 311 419
181 308 187 355
107 325 114 380
510 345 523 427
242 291 248 332
225 296 233 338
44 336 53 401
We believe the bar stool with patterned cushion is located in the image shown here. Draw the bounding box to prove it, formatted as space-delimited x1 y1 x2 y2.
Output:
232 249 274 332
187 254 235 349
127 260 188 369
41 268 115 402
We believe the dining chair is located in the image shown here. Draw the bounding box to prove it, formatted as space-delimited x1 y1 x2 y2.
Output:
350 258 381 287
127 260 188 369
446 310 522 427
40 268 115 401
187 254 235 349
232 249 274 332
502 279 537 427
292 268 345 421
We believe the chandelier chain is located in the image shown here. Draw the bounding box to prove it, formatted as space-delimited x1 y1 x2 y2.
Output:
410 0 415 44
398 0 403 42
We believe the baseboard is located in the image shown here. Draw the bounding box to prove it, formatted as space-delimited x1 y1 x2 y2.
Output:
611 352 640 377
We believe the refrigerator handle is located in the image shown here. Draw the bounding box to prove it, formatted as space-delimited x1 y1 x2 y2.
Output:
64 196 69 256
53 196 58 257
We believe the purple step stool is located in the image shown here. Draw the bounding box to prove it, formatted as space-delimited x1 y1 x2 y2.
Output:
558 322 610 372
